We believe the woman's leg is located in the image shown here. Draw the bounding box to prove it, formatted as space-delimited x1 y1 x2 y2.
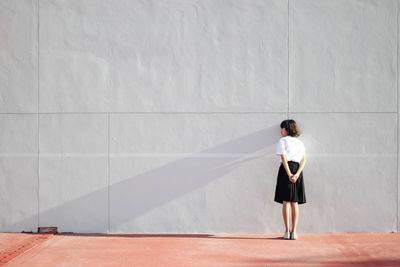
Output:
290 202 299 233
282 201 290 232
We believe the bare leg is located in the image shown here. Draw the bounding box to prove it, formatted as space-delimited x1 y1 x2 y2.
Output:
290 202 299 233
282 201 290 232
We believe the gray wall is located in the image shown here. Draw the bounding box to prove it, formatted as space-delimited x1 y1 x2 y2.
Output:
0 0 398 234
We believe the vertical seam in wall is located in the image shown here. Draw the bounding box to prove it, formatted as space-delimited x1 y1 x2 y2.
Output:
287 0 290 119
107 113 110 233
37 0 40 230
397 0 399 233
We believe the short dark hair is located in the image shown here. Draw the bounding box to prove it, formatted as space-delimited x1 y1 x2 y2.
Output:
280 119 301 137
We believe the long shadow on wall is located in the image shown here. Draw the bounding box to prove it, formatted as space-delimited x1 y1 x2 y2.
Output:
8 125 280 233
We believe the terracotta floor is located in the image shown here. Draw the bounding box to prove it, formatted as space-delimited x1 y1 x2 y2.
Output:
1 232 400 266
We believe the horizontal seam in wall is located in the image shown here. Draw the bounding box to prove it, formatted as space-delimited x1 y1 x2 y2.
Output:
0 112 398 115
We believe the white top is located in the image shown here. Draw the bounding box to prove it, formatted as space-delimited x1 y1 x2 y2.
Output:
276 136 306 163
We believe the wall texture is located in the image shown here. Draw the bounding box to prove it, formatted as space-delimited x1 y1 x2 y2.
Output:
0 0 398 234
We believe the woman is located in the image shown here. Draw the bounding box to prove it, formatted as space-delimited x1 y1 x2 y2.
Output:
274 119 306 240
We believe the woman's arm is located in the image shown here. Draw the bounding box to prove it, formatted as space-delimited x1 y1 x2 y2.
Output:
293 155 307 182
280 154 293 179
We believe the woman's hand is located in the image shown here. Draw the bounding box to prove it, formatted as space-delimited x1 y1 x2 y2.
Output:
290 174 299 183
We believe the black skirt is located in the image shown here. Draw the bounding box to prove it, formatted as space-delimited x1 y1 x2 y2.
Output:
274 161 306 204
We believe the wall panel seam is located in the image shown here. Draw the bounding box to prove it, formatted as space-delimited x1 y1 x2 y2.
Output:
107 113 110 233
287 0 290 119
397 0 399 233
37 0 40 230
0 112 398 115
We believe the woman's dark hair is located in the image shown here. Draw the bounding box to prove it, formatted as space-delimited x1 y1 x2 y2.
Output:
280 119 301 137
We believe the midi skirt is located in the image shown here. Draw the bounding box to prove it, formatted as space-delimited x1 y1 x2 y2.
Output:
274 161 306 204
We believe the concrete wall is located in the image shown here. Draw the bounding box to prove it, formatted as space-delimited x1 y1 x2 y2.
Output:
0 0 398 234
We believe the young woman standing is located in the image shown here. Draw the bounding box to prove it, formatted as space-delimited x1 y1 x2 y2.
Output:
274 120 306 240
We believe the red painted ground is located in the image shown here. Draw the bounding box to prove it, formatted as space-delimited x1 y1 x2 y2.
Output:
0 233 53 266
1 232 400 266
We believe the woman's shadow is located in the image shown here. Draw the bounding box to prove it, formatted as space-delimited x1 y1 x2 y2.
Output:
9 125 281 233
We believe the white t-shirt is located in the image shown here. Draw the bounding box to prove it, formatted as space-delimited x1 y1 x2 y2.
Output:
276 136 306 163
